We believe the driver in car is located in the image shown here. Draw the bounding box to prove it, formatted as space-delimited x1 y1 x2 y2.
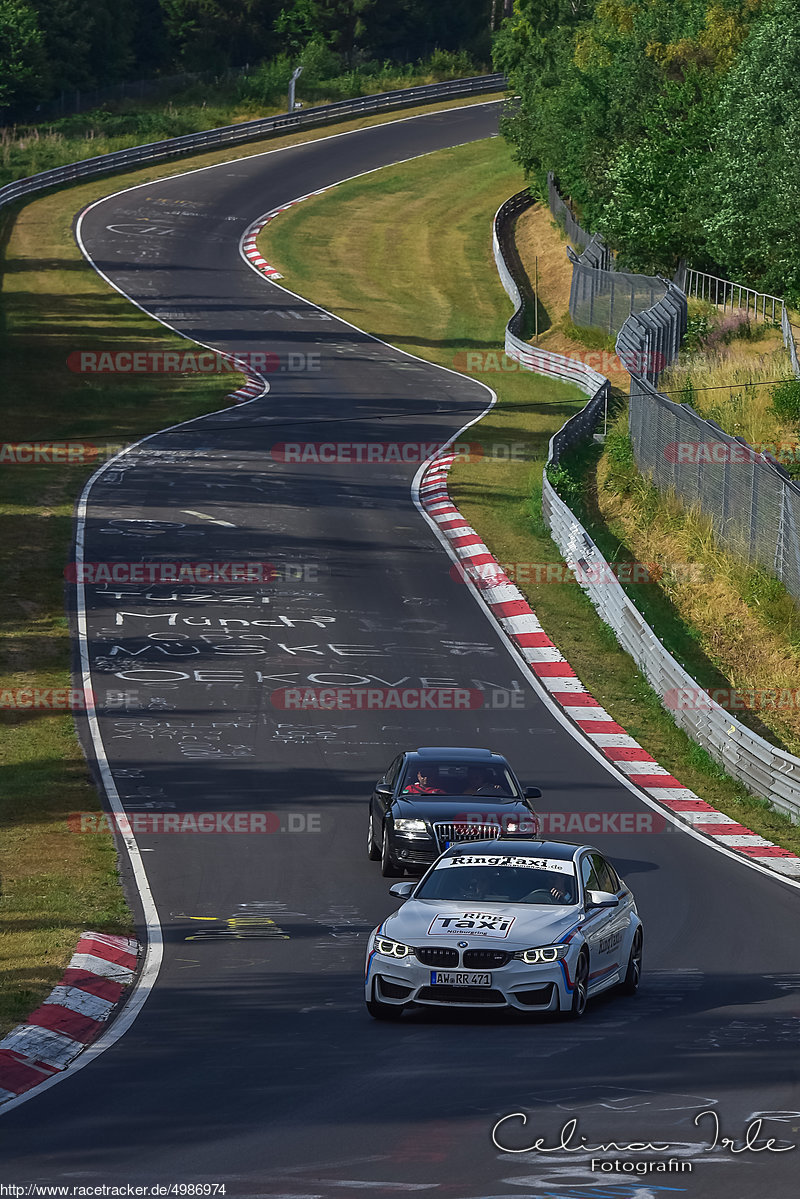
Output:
402 767 445 795
522 878 575 904
463 766 508 795
549 881 574 903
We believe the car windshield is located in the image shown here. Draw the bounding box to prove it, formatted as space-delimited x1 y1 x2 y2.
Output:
400 761 518 797
415 856 578 905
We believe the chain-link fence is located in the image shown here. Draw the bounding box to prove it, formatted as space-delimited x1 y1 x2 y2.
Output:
547 171 591 253
547 173 686 362
567 249 672 341
628 376 800 604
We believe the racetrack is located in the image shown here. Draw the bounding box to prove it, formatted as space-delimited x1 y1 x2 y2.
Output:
2 101 799 1198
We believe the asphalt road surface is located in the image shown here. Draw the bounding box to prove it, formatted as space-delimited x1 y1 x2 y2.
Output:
2 102 799 1199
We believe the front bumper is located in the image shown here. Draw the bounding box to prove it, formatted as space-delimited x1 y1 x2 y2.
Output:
390 835 438 869
365 948 568 1012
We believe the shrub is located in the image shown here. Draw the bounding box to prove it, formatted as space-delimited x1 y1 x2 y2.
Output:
547 462 583 507
425 49 476 78
704 308 752 348
771 378 800 423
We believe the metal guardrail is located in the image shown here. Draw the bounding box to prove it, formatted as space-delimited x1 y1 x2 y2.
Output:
685 267 783 323
492 191 800 821
493 191 610 439
780 306 800 380
0 74 507 212
683 266 800 380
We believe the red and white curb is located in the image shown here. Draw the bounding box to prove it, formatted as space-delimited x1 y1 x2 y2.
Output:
216 350 269 406
241 188 332 282
0 932 139 1104
419 453 800 881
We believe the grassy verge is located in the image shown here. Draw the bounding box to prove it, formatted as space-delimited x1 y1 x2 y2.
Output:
0 94 508 1036
659 298 800 478
259 137 800 855
1 54 489 185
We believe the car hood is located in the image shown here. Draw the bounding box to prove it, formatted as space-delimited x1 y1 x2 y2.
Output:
380 899 580 950
393 797 530 819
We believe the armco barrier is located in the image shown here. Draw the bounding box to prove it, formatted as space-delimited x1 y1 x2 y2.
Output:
492 191 611 447
492 193 800 821
0 75 506 214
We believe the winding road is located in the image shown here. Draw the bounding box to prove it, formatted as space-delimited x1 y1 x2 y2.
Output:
2 101 799 1199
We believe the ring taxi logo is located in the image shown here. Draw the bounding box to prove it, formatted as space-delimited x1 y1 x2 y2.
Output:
427 912 516 938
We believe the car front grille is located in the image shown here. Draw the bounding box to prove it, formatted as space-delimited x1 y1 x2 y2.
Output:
433 822 501 850
462 948 511 968
415 946 459 967
417 986 507 1005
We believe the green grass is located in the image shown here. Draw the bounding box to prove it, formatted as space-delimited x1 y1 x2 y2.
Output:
260 136 800 856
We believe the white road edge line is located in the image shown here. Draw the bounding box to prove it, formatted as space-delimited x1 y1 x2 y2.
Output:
0 98 506 1114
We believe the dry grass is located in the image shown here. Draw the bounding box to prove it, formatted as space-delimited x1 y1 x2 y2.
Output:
596 418 800 755
661 336 799 454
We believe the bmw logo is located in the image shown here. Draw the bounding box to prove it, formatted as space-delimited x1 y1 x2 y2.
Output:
457 941 469 948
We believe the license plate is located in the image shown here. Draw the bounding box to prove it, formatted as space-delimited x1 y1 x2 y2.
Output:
430 971 492 986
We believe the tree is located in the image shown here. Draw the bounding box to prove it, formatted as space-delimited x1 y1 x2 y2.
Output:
598 75 718 271
274 0 321 54
0 0 45 110
26 0 140 91
367 0 491 62
161 0 282 71
703 0 800 300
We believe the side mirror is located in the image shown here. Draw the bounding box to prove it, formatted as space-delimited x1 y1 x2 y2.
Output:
586 889 619 909
375 783 393 800
389 881 415 899
524 787 542 800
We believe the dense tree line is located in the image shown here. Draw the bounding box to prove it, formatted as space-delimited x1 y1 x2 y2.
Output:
0 0 492 112
496 0 800 301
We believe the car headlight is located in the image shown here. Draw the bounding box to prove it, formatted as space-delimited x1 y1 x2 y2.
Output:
393 818 429 835
512 944 569 964
373 933 413 958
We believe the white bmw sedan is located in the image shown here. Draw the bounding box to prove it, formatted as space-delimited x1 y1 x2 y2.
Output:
365 838 642 1019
